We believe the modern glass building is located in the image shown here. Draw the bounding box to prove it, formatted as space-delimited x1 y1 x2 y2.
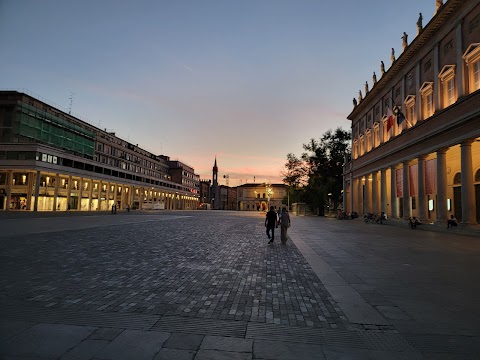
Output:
0 91 199 211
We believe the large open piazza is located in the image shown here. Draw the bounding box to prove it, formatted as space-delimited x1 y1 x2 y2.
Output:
1 211 479 359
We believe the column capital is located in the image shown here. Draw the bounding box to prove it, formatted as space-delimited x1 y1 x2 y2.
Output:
417 154 428 161
460 138 475 147
436 147 449 155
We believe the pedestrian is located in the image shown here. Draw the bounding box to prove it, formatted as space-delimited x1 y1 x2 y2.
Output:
276 207 282 228
447 215 458 228
126 204 130 212
280 206 291 244
265 205 277 244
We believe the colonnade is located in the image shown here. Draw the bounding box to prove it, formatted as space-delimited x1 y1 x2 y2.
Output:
0 169 199 211
344 139 479 224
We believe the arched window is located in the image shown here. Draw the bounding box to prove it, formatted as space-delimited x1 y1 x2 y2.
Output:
475 169 480 182
453 172 461 185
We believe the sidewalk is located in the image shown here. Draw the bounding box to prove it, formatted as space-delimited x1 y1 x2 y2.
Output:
1 212 479 359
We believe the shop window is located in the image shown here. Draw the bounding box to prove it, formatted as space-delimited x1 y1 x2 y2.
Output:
0 172 7 185
462 43 480 93
438 65 456 108
12 173 29 186
420 82 434 120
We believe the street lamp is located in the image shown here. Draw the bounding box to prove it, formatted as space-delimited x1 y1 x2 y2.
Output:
265 183 273 208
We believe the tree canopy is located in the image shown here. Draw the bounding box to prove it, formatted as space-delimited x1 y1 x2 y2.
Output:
282 127 351 215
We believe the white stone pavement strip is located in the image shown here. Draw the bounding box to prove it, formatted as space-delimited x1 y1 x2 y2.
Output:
288 228 389 325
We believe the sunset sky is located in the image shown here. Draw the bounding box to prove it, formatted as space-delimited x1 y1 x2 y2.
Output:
0 1 436 186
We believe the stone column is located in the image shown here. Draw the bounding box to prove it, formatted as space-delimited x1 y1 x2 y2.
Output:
77 178 83 210
365 174 372 214
390 165 398 218
372 171 379 214
436 148 448 223
66 175 72 210
5 171 13 211
357 177 363 215
349 169 354 214
52 174 60 211
402 161 411 219
380 168 387 214
97 182 102 211
33 170 41 212
342 174 347 212
88 179 93 211
26 172 34 210
461 139 476 224
417 155 428 222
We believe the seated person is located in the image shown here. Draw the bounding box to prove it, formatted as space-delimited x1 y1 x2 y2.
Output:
447 215 458 228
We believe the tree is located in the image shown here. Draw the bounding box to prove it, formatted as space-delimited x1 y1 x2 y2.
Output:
284 127 351 215
281 153 308 205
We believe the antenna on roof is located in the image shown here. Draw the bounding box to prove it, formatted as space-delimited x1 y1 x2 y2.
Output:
68 91 75 114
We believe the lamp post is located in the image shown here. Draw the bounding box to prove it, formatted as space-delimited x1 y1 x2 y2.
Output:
266 183 273 208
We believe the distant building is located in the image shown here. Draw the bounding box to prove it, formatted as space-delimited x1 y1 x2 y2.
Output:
0 91 199 211
237 183 287 211
199 179 211 209
343 0 480 224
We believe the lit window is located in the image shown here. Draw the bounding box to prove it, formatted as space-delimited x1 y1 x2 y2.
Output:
438 65 456 108
373 124 380 148
365 130 372 152
359 135 365 156
463 43 480 93
420 82 434 120
404 95 416 128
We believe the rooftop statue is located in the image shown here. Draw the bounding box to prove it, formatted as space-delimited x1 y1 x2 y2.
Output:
417 13 423 35
358 90 363 103
380 61 385 75
402 32 408 50
391 48 396 64
365 81 369 94
353 97 357 107
373 71 377 85
436 0 443 13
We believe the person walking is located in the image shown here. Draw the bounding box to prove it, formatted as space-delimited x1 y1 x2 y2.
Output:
276 207 282 228
280 206 291 244
265 206 278 244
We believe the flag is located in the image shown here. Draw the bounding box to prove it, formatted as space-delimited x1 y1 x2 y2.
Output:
394 106 406 125
386 107 394 131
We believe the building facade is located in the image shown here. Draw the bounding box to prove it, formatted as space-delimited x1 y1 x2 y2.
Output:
343 0 480 225
0 91 199 211
237 183 287 211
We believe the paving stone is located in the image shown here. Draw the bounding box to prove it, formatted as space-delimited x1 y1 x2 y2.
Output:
88 327 124 341
60 339 110 360
153 348 196 360
195 349 252 360
94 329 170 360
0 320 35 342
254 340 325 360
200 335 252 352
163 333 203 350
0 323 94 358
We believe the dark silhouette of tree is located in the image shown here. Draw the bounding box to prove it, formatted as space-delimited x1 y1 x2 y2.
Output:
283 127 350 215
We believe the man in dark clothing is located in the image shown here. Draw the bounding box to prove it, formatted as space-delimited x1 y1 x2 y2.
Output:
265 206 278 244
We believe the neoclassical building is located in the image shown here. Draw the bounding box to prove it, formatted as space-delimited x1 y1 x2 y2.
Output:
343 0 480 225
0 91 200 211
237 183 287 212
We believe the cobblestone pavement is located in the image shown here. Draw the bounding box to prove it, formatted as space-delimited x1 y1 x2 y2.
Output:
0 212 346 329
1 211 480 359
